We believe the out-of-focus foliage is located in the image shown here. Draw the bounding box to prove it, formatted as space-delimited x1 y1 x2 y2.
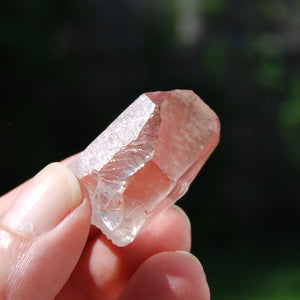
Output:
279 76 300 166
1 0 299 299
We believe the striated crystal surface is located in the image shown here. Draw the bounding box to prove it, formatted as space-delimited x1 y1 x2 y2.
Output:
69 90 220 246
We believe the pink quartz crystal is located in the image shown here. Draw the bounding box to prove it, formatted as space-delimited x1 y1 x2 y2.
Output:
69 90 220 246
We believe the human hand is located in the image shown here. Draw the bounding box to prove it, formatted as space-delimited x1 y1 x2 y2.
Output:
0 156 210 299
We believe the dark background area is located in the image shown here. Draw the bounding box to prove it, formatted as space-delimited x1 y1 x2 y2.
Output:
1 0 299 299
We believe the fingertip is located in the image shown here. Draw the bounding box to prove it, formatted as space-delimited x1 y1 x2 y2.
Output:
134 204 192 252
172 205 191 230
175 250 204 270
0 162 91 299
1 162 82 236
119 251 210 300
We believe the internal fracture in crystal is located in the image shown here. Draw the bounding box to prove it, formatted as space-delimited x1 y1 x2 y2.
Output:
69 90 220 246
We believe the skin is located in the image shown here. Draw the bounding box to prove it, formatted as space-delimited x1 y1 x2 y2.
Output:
0 155 210 300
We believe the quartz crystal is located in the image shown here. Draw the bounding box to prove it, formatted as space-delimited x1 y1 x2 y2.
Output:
69 90 220 246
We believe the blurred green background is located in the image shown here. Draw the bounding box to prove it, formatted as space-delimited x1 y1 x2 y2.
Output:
1 0 299 299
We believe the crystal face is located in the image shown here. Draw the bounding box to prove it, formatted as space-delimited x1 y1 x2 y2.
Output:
69 90 220 246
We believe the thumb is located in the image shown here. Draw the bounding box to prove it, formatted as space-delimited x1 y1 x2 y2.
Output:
0 163 91 299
